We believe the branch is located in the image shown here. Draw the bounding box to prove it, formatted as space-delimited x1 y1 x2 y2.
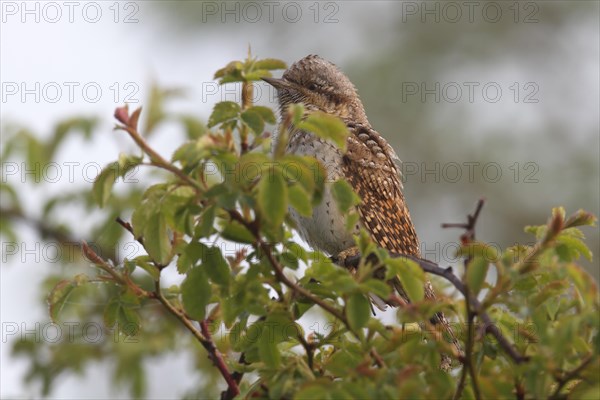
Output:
227 210 352 332
115 217 240 398
443 198 485 400
114 106 204 194
549 353 595 400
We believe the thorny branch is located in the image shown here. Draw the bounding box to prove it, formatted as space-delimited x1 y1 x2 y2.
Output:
113 215 240 399
114 105 245 399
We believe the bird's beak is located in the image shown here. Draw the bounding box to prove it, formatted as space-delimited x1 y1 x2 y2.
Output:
261 76 288 90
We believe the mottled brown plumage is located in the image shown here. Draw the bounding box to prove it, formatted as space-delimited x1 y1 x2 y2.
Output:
344 121 421 256
263 55 461 367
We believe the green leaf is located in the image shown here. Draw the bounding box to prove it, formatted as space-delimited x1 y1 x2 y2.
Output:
258 327 281 369
294 384 332 400
143 213 172 266
253 58 287 71
202 246 231 288
214 60 243 81
118 306 141 336
103 298 120 327
331 179 360 213
346 293 371 331
360 279 391 300
177 241 203 274
466 256 489 294
258 168 287 227
196 205 216 238
247 105 276 124
48 275 88 322
288 184 313 217
236 152 270 185
386 258 425 302
181 266 211 320
220 220 256 244
208 101 240 127
556 234 593 261
241 109 264 135
564 209 597 229
298 112 349 150
129 256 160 281
93 162 119 207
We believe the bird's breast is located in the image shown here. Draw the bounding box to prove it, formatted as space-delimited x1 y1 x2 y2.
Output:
286 131 360 255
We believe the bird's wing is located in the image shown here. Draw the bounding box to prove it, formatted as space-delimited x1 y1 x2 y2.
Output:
341 123 420 256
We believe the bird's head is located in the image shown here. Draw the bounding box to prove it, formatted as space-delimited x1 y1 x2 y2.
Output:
262 55 369 125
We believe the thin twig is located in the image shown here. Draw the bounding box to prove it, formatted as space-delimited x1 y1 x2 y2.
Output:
227 209 351 329
370 348 387 369
118 121 203 194
444 199 485 400
115 215 240 398
153 280 240 398
549 353 595 400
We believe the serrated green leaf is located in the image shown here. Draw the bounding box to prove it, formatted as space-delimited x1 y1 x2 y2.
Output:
258 168 287 227
202 246 230 288
241 109 264 135
298 112 349 150
247 105 276 124
564 209 597 229
208 101 240 127
103 299 120 328
196 205 216 238
118 306 141 336
288 184 312 217
466 256 489 294
258 327 281 369
386 258 425 302
131 203 152 239
361 279 391 300
236 152 270 185
556 234 593 261
143 213 172 266
253 58 287 71
132 256 160 281
181 266 211 321
93 162 119 207
48 277 87 322
346 293 371 331
177 241 203 273
117 153 142 172
220 220 256 244
214 60 243 79
331 179 360 213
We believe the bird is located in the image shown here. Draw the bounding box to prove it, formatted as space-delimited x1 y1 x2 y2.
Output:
262 55 461 368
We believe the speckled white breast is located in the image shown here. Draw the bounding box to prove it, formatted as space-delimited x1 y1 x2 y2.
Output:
286 131 360 256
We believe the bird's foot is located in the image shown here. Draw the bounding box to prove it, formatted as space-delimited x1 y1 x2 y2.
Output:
332 247 361 267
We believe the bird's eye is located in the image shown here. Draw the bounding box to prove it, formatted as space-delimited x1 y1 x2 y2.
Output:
307 82 319 91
